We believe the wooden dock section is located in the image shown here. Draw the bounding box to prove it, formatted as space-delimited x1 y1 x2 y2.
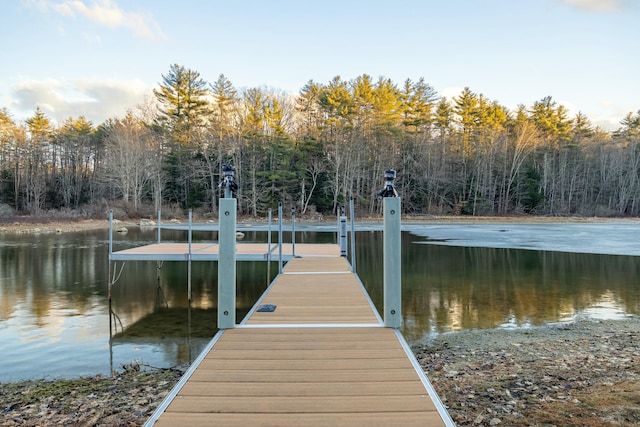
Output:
111 242 340 261
145 255 453 427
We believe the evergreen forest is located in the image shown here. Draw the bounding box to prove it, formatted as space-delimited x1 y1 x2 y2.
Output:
1 64 640 219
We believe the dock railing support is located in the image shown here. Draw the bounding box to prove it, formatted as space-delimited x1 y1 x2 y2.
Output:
108 210 113 301
218 198 237 329
267 208 272 261
291 206 296 257
349 196 356 272
278 202 283 273
379 168 401 328
339 206 347 257
383 196 402 328
187 209 192 302
218 163 238 329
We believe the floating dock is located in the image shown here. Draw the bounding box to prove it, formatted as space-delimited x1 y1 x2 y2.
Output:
109 202 454 426
140 256 453 426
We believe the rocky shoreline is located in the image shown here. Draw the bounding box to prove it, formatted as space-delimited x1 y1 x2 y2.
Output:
0 367 182 426
416 319 640 426
0 219 110 234
1 214 637 235
1 319 638 426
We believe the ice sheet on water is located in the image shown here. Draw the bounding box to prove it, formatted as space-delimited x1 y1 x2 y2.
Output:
405 222 640 256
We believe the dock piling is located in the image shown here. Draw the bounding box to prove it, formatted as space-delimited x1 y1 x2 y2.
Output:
383 197 402 328
217 198 237 329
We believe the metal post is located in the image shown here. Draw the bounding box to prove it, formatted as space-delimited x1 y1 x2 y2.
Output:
336 210 340 243
339 206 347 257
108 299 113 375
291 206 296 257
379 168 401 327
267 208 272 261
383 197 402 328
187 209 192 302
108 210 113 301
349 196 356 272
108 209 113 257
267 208 272 284
278 202 283 273
218 198 237 329
156 209 162 295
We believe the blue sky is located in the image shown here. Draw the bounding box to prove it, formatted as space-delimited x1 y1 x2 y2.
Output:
1 0 638 130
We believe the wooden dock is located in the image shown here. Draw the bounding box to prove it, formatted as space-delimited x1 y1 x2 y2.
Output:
111 242 340 261
144 253 454 427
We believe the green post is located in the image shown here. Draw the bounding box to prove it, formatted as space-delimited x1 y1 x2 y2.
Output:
383 197 401 328
218 198 237 329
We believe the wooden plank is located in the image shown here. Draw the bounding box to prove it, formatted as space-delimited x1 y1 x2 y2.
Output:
283 256 351 272
211 339 401 351
269 271 360 284
198 357 414 371
187 368 418 383
200 348 405 360
178 380 429 397
247 318 380 324
249 311 376 320
223 327 395 338
278 243 341 257
165 395 438 414
154 411 446 427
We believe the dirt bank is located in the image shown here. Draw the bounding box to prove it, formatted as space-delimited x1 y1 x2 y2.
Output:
0 218 110 234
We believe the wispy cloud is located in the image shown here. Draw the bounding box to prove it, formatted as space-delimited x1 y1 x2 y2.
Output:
23 0 166 41
10 78 151 124
557 0 633 12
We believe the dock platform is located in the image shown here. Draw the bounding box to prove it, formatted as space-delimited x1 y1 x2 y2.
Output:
144 255 454 426
111 242 340 261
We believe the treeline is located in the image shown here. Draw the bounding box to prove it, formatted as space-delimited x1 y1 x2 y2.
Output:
1 63 640 218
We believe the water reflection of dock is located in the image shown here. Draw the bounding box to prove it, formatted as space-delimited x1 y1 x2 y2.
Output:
111 307 216 340
109 306 217 373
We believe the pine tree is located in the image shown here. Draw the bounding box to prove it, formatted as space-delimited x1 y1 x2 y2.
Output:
153 64 210 208
153 64 210 145
24 107 53 214
453 87 480 156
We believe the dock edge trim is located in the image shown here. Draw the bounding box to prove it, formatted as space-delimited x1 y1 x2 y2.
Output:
393 328 456 427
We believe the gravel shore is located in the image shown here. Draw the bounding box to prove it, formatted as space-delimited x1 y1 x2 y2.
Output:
416 319 640 426
0 219 109 234
2 319 638 426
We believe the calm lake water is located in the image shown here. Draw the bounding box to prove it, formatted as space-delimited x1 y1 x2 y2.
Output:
1 223 639 382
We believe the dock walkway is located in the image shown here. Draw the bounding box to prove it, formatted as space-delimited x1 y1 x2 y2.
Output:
144 254 453 426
